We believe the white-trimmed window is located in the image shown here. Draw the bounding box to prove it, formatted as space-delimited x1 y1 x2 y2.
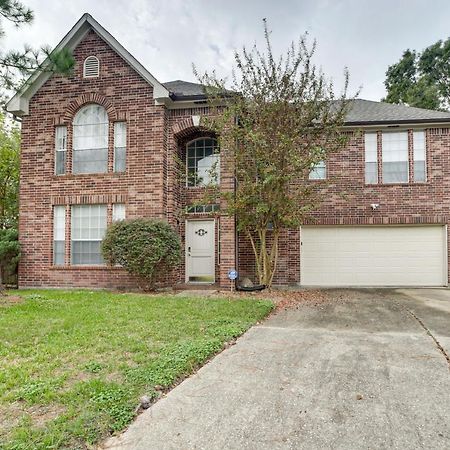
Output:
114 122 127 172
309 161 326 180
364 132 378 184
186 137 220 186
382 131 409 183
112 203 126 222
83 56 100 78
55 126 67 175
413 130 426 182
71 204 107 265
73 104 108 174
53 206 65 265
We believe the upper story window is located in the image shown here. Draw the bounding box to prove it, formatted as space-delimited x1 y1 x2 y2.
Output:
413 130 426 182
364 132 378 184
54 126 67 175
114 122 127 172
73 104 108 174
382 131 409 183
186 137 220 187
83 56 100 78
364 130 426 184
309 160 326 180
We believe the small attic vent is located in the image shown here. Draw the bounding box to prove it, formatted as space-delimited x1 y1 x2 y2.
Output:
83 56 99 78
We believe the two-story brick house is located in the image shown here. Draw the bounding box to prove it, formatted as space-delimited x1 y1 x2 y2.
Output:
7 14 450 289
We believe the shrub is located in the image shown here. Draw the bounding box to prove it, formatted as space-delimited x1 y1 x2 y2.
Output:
101 219 181 290
0 228 20 289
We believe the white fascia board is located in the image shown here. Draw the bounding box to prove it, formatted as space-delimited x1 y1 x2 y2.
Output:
6 13 170 116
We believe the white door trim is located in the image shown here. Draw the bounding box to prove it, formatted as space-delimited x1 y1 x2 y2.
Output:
185 219 216 284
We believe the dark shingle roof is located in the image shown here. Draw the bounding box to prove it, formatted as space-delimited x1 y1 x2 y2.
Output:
164 80 450 125
344 99 450 125
163 80 207 100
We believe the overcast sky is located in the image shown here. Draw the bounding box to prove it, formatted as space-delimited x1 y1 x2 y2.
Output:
2 0 450 100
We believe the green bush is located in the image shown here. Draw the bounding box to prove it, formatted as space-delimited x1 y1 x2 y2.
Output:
101 219 181 290
0 228 20 287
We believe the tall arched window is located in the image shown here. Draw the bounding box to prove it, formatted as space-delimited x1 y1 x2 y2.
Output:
73 104 109 174
186 137 220 186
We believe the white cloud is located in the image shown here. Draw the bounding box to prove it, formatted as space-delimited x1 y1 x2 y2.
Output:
1 0 450 100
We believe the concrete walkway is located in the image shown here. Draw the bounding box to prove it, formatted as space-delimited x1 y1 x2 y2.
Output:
103 289 450 450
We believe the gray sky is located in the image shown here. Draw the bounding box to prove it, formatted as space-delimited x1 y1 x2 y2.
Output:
2 0 450 100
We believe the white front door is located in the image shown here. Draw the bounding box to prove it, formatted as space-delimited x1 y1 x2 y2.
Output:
186 220 215 283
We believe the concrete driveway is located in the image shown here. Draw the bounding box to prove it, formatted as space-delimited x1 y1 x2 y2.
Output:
103 289 450 450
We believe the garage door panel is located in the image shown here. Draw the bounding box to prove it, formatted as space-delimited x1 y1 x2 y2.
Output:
301 226 446 286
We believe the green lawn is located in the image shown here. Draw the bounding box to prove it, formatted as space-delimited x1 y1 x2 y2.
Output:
0 290 272 449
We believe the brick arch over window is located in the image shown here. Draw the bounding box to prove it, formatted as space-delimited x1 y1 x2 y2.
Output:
63 93 118 122
173 116 210 141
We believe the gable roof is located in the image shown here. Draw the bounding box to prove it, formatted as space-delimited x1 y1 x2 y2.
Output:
344 99 450 125
6 13 170 116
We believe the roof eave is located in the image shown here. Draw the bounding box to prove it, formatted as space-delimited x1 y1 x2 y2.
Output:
344 118 450 127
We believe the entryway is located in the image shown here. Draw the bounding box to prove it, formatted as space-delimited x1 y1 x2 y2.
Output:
185 219 215 283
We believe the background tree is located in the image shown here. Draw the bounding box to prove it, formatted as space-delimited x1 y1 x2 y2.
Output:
0 228 19 293
0 0 74 90
384 39 450 110
0 111 19 228
196 21 352 287
102 219 182 290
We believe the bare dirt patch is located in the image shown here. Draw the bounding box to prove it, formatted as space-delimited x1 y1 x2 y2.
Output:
0 294 23 307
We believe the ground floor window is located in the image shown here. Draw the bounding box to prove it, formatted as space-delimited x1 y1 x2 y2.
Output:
53 206 66 265
71 204 107 265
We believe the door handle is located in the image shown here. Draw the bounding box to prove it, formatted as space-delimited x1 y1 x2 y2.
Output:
188 246 191 256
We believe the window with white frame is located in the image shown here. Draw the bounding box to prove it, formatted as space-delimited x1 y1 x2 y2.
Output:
112 203 126 221
413 130 426 182
382 131 409 183
114 122 126 172
309 160 326 180
83 56 100 78
365 132 378 184
71 204 107 265
55 126 67 175
186 138 220 186
72 104 109 174
53 206 65 265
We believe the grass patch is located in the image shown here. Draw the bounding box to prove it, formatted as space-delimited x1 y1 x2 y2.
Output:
0 290 272 449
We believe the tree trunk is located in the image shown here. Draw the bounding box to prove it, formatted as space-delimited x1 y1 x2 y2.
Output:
247 228 281 288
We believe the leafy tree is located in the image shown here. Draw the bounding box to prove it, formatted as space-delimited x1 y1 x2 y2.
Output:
101 219 182 290
384 39 450 110
0 111 19 228
0 0 74 90
196 21 352 287
0 228 19 292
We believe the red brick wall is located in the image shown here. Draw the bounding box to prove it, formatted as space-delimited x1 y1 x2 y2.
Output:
239 128 450 285
19 30 167 288
18 27 450 290
19 30 236 289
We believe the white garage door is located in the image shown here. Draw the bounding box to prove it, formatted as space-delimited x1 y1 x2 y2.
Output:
301 226 447 287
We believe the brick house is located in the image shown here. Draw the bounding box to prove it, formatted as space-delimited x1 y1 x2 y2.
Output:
7 13 450 289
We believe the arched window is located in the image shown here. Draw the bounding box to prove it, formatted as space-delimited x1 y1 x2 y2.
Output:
186 137 220 186
83 56 100 78
73 104 109 174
